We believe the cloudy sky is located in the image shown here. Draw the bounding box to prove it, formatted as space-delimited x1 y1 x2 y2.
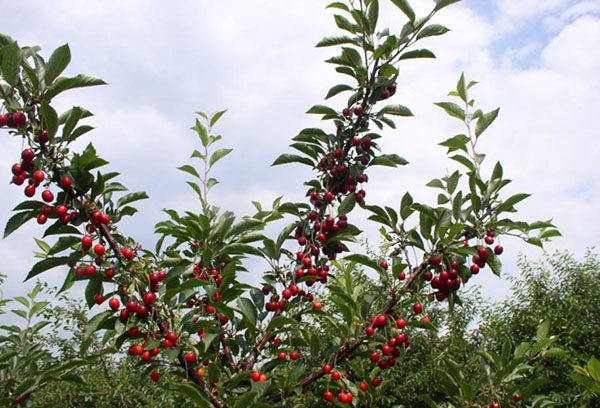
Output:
1 0 599 316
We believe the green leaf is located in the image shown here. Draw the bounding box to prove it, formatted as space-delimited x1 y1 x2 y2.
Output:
379 104 413 116
26 256 73 281
399 49 436 60
536 320 550 341
44 43 71 85
338 193 356 216
344 254 380 272
44 74 106 101
439 134 469 153
370 154 409 167
61 106 83 141
327 2 350 11
496 193 530 213
475 107 500 137
271 154 314 167
316 35 356 47
177 164 200 179
391 0 415 22
326 84 353 99
234 392 258 408
456 73 467 102
400 192 413 220
1 41 21 86
416 24 450 40
209 148 233 168
4 211 37 238
367 0 379 34
435 0 462 11
209 109 227 127
116 191 149 208
306 104 338 116
434 102 465 120
237 297 258 326
48 236 80 255
169 383 211 408
334 14 359 33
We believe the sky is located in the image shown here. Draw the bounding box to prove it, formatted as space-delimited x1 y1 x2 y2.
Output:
0 0 599 319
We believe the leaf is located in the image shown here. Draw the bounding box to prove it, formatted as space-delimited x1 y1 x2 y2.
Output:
367 0 379 34
536 320 550 341
209 148 233 168
26 256 73 281
327 2 350 11
450 155 475 172
316 35 356 47
45 43 71 85
306 105 338 116
439 134 469 153
456 73 467 102
344 254 380 272
399 49 436 60
370 154 409 167
209 109 227 127
271 154 314 167
496 193 530 213
237 298 258 326
44 74 106 101
475 107 500 137
435 0 462 11
434 102 465 120
416 24 450 40
1 41 22 86
326 84 353 99
391 0 415 22
177 164 200 179
338 193 356 216
116 191 149 208
379 104 413 116
4 211 37 238
169 383 211 408
234 392 258 408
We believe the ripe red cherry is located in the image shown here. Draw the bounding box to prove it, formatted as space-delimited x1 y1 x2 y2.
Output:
278 352 287 360
33 170 45 182
166 331 178 343
380 261 388 270
353 106 363 116
397 272 406 280
206 305 215 314
24 185 36 197
55 205 68 217
324 191 334 202
484 235 494 245
381 345 392 355
105 268 115 279
494 245 503 255
136 305 148 319
162 340 173 348
37 214 47 224
150 371 160 383
128 327 139 337
108 298 120 310
323 364 332 373
184 352 196 363
11 163 24 176
282 289 292 299
342 108 350 117
470 264 480 275
331 371 341 381
370 351 380 362
94 293 104 304
513 394 521 402
317 232 326 242
359 382 368 391
372 377 382 387
478 247 489 259
420 316 430 323
126 300 138 313
323 391 334 402
396 318 406 329
12 174 25 185
289 351 299 360
35 130 48 144
365 326 375 336
312 302 322 310
431 255 441 266
413 303 423 314
84 265 96 277
129 344 143 356
380 89 391 100
122 247 134 260
143 292 156 304
251 371 261 382
60 176 72 188
22 149 35 162
219 314 229 324
81 236 93 250
142 352 152 362
94 244 105 256
0 114 8 127
375 314 387 327
12 112 26 127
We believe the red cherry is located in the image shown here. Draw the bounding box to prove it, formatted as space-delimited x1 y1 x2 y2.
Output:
108 298 120 310
184 352 196 363
381 345 392 355
470 264 480 275
359 382 368 391
380 261 388 270
380 89 391 100
317 232 326 242
365 326 375 336
372 377 382 387
420 316 430 323
290 351 300 360
37 214 47 224
100 213 110 224
370 351 380 362
12 112 27 127
22 149 35 162
122 247 134 260
484 235 494 245
324 191 334 202
33 170 45 182
41 204 53 216
128 327 139 337
323 364 332 373
12 174 25 185
413 303 423 314
105 268 115 279
396 318 406 329
11 163 24 176
81 236 93 250
0 114 8 127
162 340 173 348
397 272 406 280
312 302 322 310
431 255 441 266
94 293 104 304
513 394 521 402
129 344 143 356
331 371 341 381
477 247 489 260
494 245 503 255
278 352 287 360
324 391 334 402
150 371 160 382
143 292 156 304
251 371 261 382
206 305 215 314
55 205 68 217
342 108 350 117
353 106 363 116
36 130 48 144
24 185 36 197
60 176 72 188
136 305 148 319
259 374 267 382
94 244 105 256
84 265 96 277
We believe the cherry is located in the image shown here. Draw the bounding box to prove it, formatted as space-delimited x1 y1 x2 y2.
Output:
81 236 93 250
513 394 521 402
162 339 173 348
94 293 104 304
372 377 382 387
84 265 96 277
206 305 215 314
22 149 35 162
290 351 299 360
331 371 341 381
396 319 406 329
420 316 430 323
423 270 433 281
150 371 160 383
494 245 503 255
278 352 287 359
470 264 480 275
282 289 292 299
370 351 380 362
55 205 68 217
60 175 72 188
11 163 24 176
380 89 391 100
323 391 334 402
259 374 267 382
122 247 134 260
380 261 388 270
381 345 392 355
431 255 441 266
251 371 261 382
219 314 229 324
128 327 139 337
323 364 332 373
12 174 25 185
365 326 375 336
37 214 47 224
143 292 156 304
41 204 53 216
342 108 350 117
24 185 36 197
413 303 423 314
33 170 45 182
324 191 334 202
375 314 387 327
94 244 105 256
312 302 322 310
359 382 368 391
397 272 406 280
484 235 494 245
184 352 196 363
36 130 48 144
0 114 8 127
12 112 26 127
353 106 363 116
317 232 326 242
108 298 119 310
129 344 143 356
105 268 115 279
450 260 460 269
478 247 489 259
388 83 397 92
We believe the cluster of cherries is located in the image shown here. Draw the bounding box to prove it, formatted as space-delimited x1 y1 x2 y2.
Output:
0 111 27 129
